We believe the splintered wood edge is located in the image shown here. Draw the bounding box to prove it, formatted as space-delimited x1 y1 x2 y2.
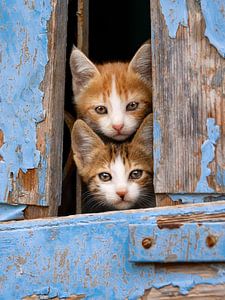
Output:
25 0 68 218
140 284 225 299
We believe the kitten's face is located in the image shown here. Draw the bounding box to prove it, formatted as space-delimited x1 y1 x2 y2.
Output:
72 114 155 211
70 43 152 141
87 146 154 210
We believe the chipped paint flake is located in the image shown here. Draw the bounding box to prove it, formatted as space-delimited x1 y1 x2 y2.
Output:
153 113 161 175
195 118 220 193
0 0 52 202
169 193 225 204
0 203 26 221
159 0 188 38
201 0 225 58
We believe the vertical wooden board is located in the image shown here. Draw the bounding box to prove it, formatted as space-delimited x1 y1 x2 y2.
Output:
0 0 68 217
151 0 225 195
76 0 89 214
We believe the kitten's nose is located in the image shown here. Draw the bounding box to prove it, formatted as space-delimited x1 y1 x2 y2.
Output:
112 124 124 132
116 189 128 200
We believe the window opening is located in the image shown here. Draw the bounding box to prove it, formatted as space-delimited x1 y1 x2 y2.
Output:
59 0 151 216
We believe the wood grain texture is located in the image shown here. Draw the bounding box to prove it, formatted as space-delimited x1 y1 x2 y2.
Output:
76 0 89 214
77 0 89 55
141 284 225 299
151 0 225 194
157 212 225 228
156 194 181 207
24 0 68 218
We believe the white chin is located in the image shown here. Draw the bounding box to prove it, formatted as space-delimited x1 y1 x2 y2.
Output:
111 134 130 141
114 201 133 210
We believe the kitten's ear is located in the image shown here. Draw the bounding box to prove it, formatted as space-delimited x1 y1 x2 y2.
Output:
70 47 100 96
71 119 105 170
128 41 151 86
131 113 153 156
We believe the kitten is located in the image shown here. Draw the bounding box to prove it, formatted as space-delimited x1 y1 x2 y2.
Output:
71 113 155 211
70 42 152 141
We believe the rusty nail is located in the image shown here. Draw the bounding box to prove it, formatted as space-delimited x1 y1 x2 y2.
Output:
142 237 153 249
206 235 218 248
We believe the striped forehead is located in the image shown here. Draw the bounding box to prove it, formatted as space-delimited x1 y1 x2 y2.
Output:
110 154 127 182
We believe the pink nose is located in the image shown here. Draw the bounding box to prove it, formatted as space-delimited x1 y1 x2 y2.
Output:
112 124 124 132
116 190 128 200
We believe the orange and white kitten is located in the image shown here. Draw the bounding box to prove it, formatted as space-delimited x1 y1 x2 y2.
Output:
70 42 151 141
71 114 155 211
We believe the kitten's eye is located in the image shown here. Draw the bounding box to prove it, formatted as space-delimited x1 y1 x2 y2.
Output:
95 106 108 114
129 169 143 180
99 172 112 182
126 102 139 111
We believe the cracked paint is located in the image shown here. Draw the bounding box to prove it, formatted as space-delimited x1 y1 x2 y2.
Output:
0 203 225 299
159 0 188 38
153 113 161 175
201 0 225 57
159 0 225 57
195 118 220 193
0 0 51 202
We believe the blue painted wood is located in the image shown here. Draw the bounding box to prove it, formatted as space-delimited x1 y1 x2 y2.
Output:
0 0 51 204
1 203 225 299
201 0 225 58
159 0 188 38
0 204 26 221
129 223 225 263
159 0 225 58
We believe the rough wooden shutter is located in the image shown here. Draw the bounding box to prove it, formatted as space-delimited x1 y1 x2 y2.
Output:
151 0 225 206
0 0 68 218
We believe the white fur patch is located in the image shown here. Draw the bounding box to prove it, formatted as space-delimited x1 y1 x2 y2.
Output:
110 155 127 190
109 76 124 126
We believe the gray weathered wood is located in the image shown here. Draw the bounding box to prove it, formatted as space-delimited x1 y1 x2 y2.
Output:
151 0 225 197
76 0 89 214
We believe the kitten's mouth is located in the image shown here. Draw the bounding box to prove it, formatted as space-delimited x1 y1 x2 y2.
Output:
113 133 129 141
113 199 133 210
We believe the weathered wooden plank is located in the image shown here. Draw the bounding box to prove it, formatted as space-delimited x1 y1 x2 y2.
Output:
157 212 225 227
151 0 225 196
0 1 68 218
24 0 68 218
77 0 89 55
76 0 89 214
1 202 225 299
141 284 225 299
0 1 50 204
129 222 225 263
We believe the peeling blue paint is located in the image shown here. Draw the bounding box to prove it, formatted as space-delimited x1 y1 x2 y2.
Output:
153 113 161 174
0 203 225 299
201 0 225 58
159 0 188 38
0 204 26 221
0 1 51 202
217 165 225 187
159 0 225 57
169 193 225 203
195 118 220 193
